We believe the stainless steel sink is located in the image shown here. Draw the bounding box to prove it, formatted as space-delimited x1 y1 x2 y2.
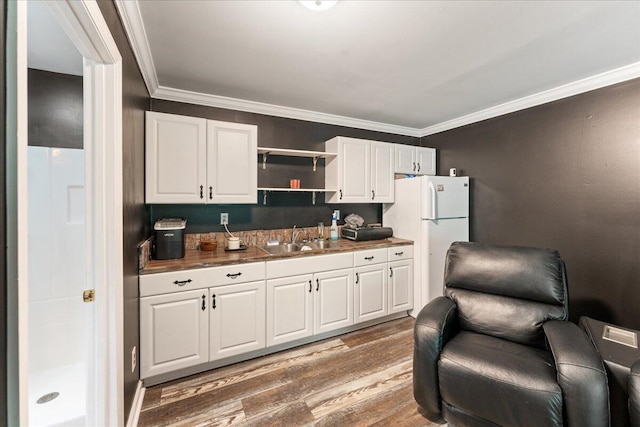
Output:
304 240 342 250
259 243 302 254
259 240 342 255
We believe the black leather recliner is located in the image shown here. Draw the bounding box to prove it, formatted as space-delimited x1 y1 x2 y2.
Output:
413 242 610 427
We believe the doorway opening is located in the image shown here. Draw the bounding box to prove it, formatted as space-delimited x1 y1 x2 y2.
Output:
27 4 88 424
7 1 124 425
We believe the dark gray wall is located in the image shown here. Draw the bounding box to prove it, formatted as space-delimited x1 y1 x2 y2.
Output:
97 1 150 420
28 69 82 149
423 78 640 329
150 99 420 232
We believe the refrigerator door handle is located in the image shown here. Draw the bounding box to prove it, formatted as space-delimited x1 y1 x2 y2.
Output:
427 180 437 219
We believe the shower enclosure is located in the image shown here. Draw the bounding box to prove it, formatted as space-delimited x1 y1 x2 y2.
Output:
28 146 87 426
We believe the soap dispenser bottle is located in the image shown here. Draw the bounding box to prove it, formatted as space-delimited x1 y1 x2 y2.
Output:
330 212 339 241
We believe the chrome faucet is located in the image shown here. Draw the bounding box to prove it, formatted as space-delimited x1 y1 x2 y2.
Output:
291 225 308 244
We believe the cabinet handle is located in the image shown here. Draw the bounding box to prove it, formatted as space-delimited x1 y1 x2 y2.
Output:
316 279 319 292
394 251 404 256
201 294 206 311
209 186 213 199
200 185 203 199
371 190 375 200
308 280 312 293
365 256 374 261
212 294 216 309
412 162 416 172
417 162 421 172
355 272 359 284
226 272 242 279
339 189 343 200
390 267 393 278
173 279 192 286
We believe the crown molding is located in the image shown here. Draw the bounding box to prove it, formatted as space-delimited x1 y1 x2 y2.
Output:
114 0 158 94
419 61 640 137
153 85 424 137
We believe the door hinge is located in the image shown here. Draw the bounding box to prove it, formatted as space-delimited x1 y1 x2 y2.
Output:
83 289 95 303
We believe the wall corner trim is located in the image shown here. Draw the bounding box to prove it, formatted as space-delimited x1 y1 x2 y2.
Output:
419 61 640 137
114 0 159 94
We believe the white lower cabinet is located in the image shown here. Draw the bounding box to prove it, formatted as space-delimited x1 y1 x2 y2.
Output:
389 259 414 314
266 268 354 346
140 289 209 378
209 280 266 360
354 263 388 323
141 246 413 380
314 269 354 334
266 274 314 347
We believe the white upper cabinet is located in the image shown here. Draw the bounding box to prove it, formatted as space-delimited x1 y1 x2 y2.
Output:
146 111 207 203
146 111 257 204
394 145 436 176
325 137 394 203
370 141 395 203
207 120 257 204
394 144 417 175
416 147 436 176
325 136 370 203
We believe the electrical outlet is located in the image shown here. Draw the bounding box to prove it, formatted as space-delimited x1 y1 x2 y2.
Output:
220 213 229 225
333 210 340 220
131 346 136 373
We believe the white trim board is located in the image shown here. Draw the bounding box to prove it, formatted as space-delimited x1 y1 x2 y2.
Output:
153 85 423 137
419 61 640 137
114 0 159 93
126 381 145 427
113 0 640 138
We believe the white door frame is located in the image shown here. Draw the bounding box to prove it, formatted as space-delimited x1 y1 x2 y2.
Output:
12 1 124 425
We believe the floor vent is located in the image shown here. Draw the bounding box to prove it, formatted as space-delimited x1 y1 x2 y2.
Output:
37 392 60 404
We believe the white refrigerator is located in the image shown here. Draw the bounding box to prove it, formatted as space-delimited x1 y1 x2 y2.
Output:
383 176 469 317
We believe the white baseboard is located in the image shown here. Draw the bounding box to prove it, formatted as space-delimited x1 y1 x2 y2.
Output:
126 380 145 427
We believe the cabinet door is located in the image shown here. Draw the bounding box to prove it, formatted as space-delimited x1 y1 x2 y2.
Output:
266 274 313 347
394 144 417 175
140 289 209 378
145 111 207 203
339 137 371 203
209 281 265 361
370 141 395 203
206 120 257 204
314 268 354 334
354 264 388 324
416 147 436 176
389 260 414 314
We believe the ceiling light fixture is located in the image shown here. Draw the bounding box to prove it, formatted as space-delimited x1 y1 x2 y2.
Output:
299 0 338 11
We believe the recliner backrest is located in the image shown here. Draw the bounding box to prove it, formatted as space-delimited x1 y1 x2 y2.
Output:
444 242 568 348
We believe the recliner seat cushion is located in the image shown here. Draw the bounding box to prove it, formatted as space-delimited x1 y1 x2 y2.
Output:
439 331 563 427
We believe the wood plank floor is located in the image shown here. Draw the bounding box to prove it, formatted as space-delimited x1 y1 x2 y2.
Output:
138 317 440 426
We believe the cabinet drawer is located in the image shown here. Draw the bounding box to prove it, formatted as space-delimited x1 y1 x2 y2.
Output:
140 262 265 297
266 252 353 279
387 245 413 261
353 248 388 267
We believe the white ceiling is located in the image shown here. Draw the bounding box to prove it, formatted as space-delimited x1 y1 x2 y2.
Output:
127 1 640 135
27 1 83 76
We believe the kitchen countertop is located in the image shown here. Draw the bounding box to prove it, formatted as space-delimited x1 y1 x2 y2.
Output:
141 237 413 275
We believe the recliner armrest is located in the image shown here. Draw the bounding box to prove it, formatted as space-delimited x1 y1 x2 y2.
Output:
413 296 459 422
543 320 610 427
630 359 640 427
